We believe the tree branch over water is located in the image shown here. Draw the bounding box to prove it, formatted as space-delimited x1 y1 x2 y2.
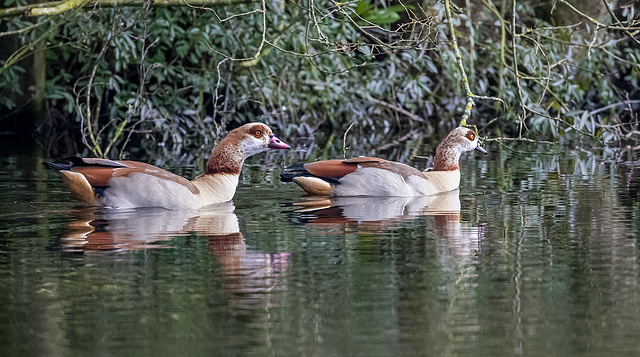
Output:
443 0 504 127
1 0 255 18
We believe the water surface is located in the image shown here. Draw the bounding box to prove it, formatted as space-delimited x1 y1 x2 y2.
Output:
0 142 639 356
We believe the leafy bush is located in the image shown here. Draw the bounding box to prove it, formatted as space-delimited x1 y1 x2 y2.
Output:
0 0 638 158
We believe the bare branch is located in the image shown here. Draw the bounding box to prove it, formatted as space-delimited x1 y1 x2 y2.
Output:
443 0 504 127
1 0 256 18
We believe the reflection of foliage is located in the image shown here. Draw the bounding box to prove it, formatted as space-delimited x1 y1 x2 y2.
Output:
0 0 639 158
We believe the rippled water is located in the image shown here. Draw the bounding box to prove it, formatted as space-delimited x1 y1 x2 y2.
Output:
0 141 639 356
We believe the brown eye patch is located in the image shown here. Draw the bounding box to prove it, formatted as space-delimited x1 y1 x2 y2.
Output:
466 131 476 141
248 124 268 138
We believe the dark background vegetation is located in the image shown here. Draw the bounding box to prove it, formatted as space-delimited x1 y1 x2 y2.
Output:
0 0 639 160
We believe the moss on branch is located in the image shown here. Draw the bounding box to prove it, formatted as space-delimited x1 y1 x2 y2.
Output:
1 0 256 18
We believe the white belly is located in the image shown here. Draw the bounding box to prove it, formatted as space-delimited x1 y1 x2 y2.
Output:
332 167 460 197
103 173 200 210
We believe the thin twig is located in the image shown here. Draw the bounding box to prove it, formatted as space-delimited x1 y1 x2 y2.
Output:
444 0 473 126
343 122 354 159
368 97 427 123
512 0 527 138
83 17 117 157
378 129 420 150
601 0 640 46
444 0 504 127
591 100 640 115
489 138 559 155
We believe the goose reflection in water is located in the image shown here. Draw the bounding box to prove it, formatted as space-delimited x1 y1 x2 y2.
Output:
294 190 484 256
59 202 289 312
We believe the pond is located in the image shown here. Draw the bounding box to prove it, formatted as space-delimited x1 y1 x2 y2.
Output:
0 135 639 356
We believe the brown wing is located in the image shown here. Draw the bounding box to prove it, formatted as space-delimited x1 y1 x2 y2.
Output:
75 158 128 168
304 157 387 179
360 160 424 180
304 157 423 181
70 159 199 194
342 157 387 164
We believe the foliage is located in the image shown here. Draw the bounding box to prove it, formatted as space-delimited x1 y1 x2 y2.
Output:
0 0 639 158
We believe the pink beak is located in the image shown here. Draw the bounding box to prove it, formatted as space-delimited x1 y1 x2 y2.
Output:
268 135 290 149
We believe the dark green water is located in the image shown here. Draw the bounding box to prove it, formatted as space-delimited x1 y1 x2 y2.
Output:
1 141 639 356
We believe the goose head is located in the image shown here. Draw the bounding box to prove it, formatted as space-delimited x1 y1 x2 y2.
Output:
227 122 290 157
206 123 289 175
433 127 487 171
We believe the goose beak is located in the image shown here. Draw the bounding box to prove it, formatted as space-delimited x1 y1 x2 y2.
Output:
475 142 488 155
268 135 290 149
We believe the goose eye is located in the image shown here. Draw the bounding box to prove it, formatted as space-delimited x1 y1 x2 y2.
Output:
254 130 262 137
468 133 475 140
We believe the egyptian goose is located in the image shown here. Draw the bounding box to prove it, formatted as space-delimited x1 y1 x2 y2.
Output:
44 123 289 209
289 127 486 197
